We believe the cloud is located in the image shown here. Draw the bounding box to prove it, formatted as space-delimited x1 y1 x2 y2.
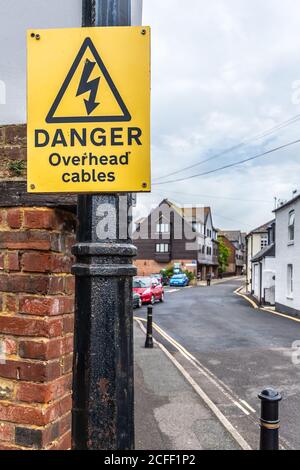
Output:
140 0 300 232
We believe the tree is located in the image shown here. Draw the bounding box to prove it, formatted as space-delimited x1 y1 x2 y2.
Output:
218 237 230 274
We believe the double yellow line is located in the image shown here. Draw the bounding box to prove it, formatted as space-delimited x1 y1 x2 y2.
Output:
134 316 252 450
234 286 300 324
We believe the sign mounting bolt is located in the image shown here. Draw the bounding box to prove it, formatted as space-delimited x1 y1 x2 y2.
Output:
35 34 41 40
30 184 36 190
141 29 147 35
142 182 147 189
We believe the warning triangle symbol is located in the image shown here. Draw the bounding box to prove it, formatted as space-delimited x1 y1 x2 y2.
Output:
46 37 131 124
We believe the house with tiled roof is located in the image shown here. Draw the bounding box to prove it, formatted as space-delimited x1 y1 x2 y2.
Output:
218 230 246 275
133 199 219 279
245 220 275 292
273 193 300 316
250 222 276 305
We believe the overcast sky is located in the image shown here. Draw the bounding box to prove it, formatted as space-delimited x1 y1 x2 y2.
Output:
0 1 299 232
138 0 300 232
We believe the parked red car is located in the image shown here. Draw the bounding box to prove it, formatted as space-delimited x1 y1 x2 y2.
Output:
133 277 164 305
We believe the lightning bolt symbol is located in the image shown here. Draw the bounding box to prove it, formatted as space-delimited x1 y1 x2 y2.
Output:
76 59 100 115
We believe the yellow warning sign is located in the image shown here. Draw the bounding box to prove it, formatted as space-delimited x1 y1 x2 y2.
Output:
27 26 151 193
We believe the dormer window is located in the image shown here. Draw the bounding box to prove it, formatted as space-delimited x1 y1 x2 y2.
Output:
261 235 268 249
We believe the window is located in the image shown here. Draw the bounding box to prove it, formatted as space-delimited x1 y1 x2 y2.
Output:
288 211 295 242
155 244 169 253
133 278 151 288
287 264 293 298
261 235 268 249
192 222 204 233
156 223 169 234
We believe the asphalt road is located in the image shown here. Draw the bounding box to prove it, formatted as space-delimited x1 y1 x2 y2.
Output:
137 279 300 450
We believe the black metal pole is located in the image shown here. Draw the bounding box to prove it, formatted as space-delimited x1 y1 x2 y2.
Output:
72 0 136 450
258 388 282 450
82 0 131 27
145 306 153 349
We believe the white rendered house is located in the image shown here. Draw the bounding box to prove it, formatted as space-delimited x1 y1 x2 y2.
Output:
274 194 300 317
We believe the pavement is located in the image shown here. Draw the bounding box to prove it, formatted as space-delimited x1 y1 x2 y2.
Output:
134 278 300 450
134 321 240 450
197 275 244 287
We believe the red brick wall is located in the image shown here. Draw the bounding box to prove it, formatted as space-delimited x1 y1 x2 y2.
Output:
134 259 197 276
0 125 27 181
134 259 167 276
219 236 236 274
0 207 76 450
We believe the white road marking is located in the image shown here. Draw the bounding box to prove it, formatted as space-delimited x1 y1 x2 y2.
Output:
233 401 250 416
165 286 193 293
136 282 298 451
136 319 252 451
134 316 255 414
240 400 256 414
150 321 252 417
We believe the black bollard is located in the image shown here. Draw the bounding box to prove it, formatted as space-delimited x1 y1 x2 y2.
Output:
145 306 154 349
258 388 282 450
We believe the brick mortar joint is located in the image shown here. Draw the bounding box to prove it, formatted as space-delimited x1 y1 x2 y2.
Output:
0 442 29 450
0 372 73 387
0 227 75 234
1 356 73 364
12 410 72 432
17 294 74 299
0 145 26 150
1 334 74 343
0 206 77 217
45 429 71 450
5 313 75 319
0 272 75 278
0 391 72 409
